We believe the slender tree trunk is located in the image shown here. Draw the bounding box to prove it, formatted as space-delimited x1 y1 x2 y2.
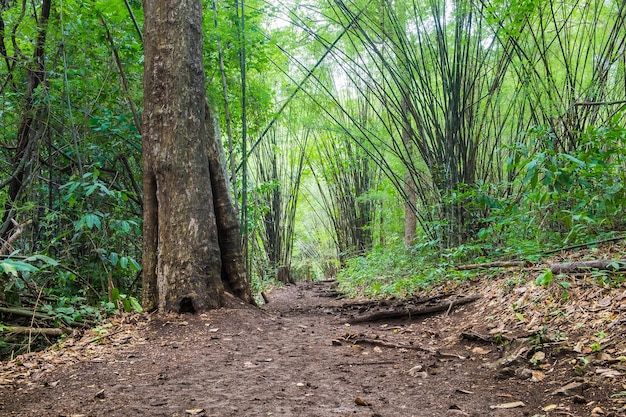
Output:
142 0 253 313
0 0 51 242
401 96 417 246
211 0 237 194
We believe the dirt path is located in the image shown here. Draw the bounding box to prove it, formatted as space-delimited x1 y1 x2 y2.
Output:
1 280 624 416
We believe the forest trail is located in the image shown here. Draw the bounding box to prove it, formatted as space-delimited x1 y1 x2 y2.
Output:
1 275 626 417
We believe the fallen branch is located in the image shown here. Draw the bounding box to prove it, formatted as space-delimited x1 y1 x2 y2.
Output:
335 295 443 313
0 306 84 327
1 326 69 336
348 295 480 324
550 259 626 274
455 261 531 271
0 306 54 321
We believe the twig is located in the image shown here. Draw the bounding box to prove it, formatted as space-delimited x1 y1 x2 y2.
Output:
455 261 531 271
542 235 626 255
573 99 626 106
349 336 432 352
28 283 46 353
339 360 398 366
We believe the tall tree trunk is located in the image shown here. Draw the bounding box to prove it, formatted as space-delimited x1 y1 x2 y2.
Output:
142 0 253 313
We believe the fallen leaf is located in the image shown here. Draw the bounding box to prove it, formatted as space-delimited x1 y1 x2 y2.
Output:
591 406 605 416
185 408 205 415
543 404 558 411
472 347 491 355
596 368 622 378
531 370 545 382
553 380 590 396
489 401 525 409
530 351 545 363
355 397 370 406
595 352 613 363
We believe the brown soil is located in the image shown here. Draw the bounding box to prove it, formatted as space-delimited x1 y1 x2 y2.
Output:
1 273 625 417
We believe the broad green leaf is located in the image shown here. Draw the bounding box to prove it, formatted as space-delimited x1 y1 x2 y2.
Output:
109 252 119 266
24 254 59 267
129 297 143 313
1 259 39 276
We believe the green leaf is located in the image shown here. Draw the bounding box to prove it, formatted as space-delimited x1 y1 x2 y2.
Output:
129 258 141 271
77 213 102 231
562 154 585 166
535 269 553 287
109 252 119 266
85 184 99 196
129 297 143 313
25 254 59 267
1 259 39 276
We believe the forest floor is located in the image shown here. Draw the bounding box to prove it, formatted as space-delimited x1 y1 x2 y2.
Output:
1 247 626 416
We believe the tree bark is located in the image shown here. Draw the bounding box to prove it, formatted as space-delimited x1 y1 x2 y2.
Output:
142 0 253 312
205 109 254 304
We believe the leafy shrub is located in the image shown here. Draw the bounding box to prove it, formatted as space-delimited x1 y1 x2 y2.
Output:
475 125 626 254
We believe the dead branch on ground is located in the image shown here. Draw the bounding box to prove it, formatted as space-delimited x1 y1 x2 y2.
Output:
550 259 626 274
2 326 69 336
348 295 480 324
